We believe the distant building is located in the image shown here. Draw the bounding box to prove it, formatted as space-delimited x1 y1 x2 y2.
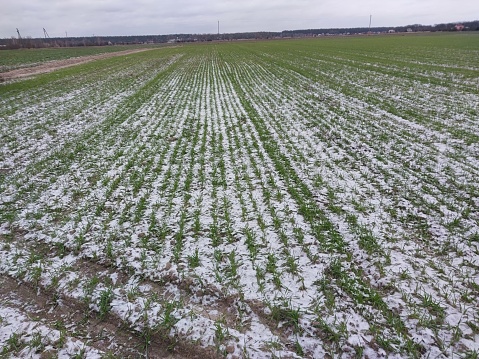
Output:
455 24 465 31
407 28 413 32
388 29 395 33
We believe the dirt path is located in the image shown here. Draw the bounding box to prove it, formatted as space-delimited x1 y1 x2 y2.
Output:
0 48 156 82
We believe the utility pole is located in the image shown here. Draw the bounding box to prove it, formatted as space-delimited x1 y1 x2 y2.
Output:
218 20 220 35
368 15 372 33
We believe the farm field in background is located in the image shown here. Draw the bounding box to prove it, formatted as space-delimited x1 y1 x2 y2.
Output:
1 33 479 358
0 44 151 73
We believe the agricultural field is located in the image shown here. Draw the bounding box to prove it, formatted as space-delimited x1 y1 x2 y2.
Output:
0 33 479 358
0 45 149 73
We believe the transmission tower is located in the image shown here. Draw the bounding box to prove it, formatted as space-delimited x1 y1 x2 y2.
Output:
43 28 50 38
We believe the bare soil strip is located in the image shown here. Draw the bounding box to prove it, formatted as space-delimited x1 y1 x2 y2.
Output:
0 274 207 358
0 48 155 81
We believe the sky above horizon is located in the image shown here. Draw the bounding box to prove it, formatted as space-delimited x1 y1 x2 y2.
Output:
2 0 478 38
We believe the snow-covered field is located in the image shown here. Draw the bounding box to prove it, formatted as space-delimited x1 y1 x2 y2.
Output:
1 34 479 358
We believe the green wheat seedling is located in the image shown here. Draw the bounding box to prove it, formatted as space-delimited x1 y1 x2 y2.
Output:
28 331 46 353
1 333 23 355
98 288 114 319
243 227 259 260
226 251 241 279
266 300 302 334
187 248 201 268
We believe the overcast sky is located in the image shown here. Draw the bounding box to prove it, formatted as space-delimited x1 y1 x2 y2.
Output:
2 0 478 38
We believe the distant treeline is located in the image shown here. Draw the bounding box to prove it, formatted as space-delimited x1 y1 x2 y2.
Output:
1 20 478 50
283 20 479 36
